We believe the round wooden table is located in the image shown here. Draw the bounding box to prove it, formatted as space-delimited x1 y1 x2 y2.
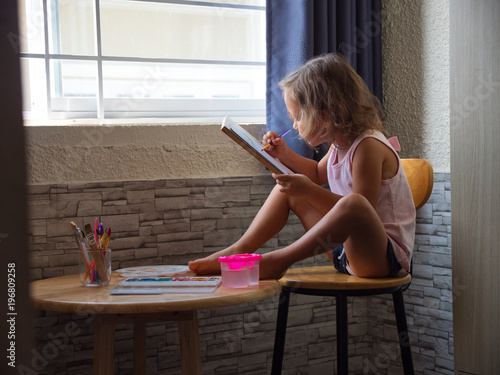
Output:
30 272 281 375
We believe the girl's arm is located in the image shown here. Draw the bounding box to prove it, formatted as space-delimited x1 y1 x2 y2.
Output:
279 146 331 185
273 172 342 214
263 132 331 185
351 137 398 209
272 146 342 214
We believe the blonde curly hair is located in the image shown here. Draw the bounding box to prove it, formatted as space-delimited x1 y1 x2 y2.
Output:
278 53 384 145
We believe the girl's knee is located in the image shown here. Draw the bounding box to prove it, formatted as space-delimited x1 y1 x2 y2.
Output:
333 193 376 224
337 193 371 212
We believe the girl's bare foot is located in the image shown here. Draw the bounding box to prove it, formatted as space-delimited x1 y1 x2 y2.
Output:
259 252 289 280
188 247 241 275
188 253 222 275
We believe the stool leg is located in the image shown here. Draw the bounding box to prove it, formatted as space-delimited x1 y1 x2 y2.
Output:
392 289 414 375
271 289 291 375
336 294 348 375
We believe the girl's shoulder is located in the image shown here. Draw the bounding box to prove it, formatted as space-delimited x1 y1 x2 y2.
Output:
352 130 391 151
349 130 397 164
331 130 390 165
352 131 400 179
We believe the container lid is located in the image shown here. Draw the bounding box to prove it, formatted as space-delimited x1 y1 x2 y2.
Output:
218 254 261 270
245 253 262 260
218 253 261 262
218 255 248 270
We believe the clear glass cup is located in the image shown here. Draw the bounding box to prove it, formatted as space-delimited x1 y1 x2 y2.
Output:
78 248 111 287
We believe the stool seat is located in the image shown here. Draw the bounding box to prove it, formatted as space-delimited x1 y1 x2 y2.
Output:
280 266 411 291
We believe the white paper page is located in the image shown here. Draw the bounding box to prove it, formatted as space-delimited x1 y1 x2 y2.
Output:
223 117 294 175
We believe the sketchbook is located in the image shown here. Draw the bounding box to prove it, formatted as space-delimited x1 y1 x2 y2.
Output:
110 276 222 294
221 116 294 175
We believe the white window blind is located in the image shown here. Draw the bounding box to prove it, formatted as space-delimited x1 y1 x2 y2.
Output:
17 0 266 121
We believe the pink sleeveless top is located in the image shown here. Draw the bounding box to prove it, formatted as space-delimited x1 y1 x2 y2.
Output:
327 130 416 271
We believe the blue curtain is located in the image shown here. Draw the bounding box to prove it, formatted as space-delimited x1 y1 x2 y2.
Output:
266 0 383 159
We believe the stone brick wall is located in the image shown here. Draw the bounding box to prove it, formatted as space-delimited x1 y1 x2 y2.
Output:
26 173 452 374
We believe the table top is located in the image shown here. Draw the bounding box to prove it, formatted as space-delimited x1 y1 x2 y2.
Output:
30 272 282 315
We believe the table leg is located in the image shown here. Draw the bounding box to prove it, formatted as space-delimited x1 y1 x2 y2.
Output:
94 315 115 375
177 310 202 375
134 320 147 375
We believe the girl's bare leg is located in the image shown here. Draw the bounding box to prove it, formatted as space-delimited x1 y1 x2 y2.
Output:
188 185 325 275
259 193 391 279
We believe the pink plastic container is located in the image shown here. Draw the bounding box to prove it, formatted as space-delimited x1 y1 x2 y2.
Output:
218 253 262 288
218 255 250 288
241 253 262 285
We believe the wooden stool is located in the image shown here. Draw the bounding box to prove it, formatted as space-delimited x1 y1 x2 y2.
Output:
271 159 433 374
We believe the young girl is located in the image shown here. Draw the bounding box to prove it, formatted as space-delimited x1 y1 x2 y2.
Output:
189 53 416 279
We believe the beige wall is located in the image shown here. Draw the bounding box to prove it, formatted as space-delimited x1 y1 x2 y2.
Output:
25 0 451 185
382 0 450 173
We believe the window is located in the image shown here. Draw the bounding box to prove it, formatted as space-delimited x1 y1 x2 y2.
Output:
17 0 266 121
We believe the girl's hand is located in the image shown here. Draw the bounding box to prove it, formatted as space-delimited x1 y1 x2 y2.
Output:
262 131 291 160
272 173 313 197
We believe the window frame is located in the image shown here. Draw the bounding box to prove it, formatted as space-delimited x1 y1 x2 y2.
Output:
19 0 267 122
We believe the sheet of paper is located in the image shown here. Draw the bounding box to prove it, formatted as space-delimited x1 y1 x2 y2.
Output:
223 116 294 175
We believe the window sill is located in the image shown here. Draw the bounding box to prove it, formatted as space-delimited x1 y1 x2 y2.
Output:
23 116 266 127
